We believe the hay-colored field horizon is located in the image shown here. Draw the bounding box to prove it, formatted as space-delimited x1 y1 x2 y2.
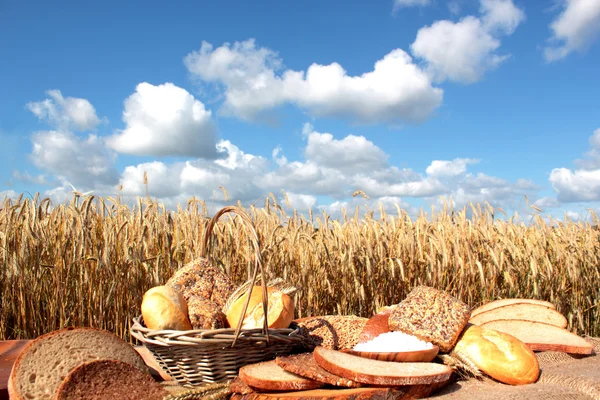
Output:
0 192 598 341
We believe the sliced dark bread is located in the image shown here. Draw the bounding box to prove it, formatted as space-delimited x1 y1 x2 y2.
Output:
295 316 368 350
479 320 593 354
471 298 555 317
313 346 453 387
239 360 324 392
8 327 148 400
469 303 567 328
275 353 362 388
55 359 168 400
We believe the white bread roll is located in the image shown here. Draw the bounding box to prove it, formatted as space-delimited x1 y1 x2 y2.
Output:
226 286 294 330
141 285 193 331
453 324 539 385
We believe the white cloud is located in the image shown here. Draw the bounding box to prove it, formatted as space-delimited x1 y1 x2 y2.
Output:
544 0 600 62
411 0 525 83
12 171 48 185
30 130 119 189
546 128 600 204
303 124 388 173
185 39 443 124
480 0 526 35
26 90 101 131
283 192 317 211
426 158 479 177
549 167 600 202
106 82 220 158
393 0 431 10
575 128 600 170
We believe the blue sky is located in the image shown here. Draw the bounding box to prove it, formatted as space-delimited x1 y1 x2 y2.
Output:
1 0 599 221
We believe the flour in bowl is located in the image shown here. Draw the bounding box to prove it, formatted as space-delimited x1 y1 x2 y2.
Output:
353 331 433 352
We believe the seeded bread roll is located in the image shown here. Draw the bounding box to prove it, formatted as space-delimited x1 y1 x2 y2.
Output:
167 258 235 309
187 295 228 329
388 286 471 353
295 315 368 350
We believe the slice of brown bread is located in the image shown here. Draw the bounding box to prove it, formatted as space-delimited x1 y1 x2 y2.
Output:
295 315 368 350
8 327 148 400
479 320 594 354
239 360 324 391
313 346 453 387
55 359 168 400
275 353 362 388
469 303 567 328
471 298 555 317
388 286 471 353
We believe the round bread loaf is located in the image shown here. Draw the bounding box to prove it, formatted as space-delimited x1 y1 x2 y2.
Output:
166 258 235 309
452 324 539 385
141 285 192 331
226 286 295 329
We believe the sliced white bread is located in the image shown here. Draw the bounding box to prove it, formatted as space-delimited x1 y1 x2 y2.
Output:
313 346 453 387
469 303 567 328
8 327 148 400
479 320 593 355
239 360 324 391
471 299 555 317
55 359 168 400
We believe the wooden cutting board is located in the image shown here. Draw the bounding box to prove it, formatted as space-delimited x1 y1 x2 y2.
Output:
0 340 171 400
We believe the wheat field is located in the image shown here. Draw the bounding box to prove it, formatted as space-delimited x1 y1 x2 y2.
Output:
0 193 598 341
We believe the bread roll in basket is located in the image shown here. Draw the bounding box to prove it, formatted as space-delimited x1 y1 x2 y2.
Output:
131 206 307 386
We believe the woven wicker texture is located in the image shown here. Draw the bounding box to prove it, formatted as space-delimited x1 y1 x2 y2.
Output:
131 206 307 387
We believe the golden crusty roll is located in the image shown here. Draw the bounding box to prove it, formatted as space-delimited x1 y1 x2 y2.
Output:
226 286 294 330
452 324 539 385
141 285 193 331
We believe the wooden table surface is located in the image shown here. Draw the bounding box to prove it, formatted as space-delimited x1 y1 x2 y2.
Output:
0 340 171 400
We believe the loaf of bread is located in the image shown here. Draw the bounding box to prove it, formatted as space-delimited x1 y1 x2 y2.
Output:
55 359 168 400
8 327 149 400
141 285 193 330
187 295 228 329
469 303 567 328
226 286 295 330
167 257 236 329
480 320 594 354
167 257 236 309
471 298 555 317
295 315 368 350
388 286 471 353
452 324 540 385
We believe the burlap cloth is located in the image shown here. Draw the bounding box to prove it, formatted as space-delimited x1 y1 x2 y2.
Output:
160 337 600 399
433 336 600 400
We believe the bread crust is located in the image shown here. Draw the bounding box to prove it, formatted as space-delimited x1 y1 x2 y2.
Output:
55 359 168 400
275 353 362 388
471 299 555 317
469 303 567 328
452 324 540 385
239 360 324 391
8 327 148 400
313 346 453 386
141 285 193 331
479 320 594 354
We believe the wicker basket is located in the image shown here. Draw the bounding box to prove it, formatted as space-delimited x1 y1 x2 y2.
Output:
130 206 307 386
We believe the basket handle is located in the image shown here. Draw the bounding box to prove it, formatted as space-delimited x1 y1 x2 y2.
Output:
200 205 269 346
